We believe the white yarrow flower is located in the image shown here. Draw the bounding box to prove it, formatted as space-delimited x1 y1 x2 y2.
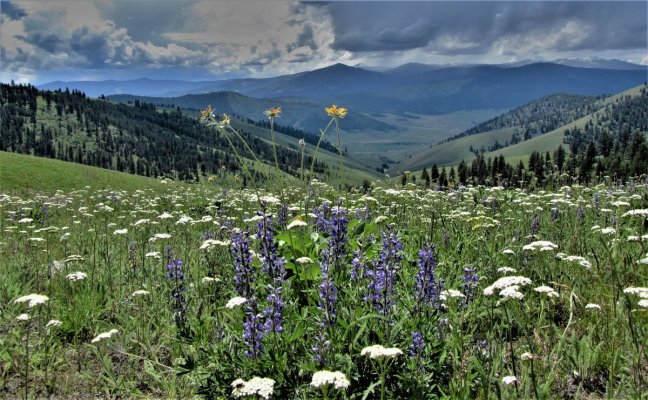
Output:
14 293 49 308
16 313 30 321
145 251 161 259
91 329 119 343
361 344 403 359
46 319 62 327
132 290 150 297
113 228 128 235
502 375 517 385
483 276 532 296
522 241 558 252
66 271 87 281
311 370 350 390
534 285 559 298
226 296 247 309
295 256 314 265
286 219 307 230
231 377 275 400
585 303 601 310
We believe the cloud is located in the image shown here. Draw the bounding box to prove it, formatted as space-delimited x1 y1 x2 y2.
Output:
323 2 647 56
1 1 27 20
1 0 645 83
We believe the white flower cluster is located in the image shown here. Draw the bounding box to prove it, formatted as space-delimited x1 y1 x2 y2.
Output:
14 293 49 308
556 253 592 269
91 328 119 343
622 209 648 218
310 370 350 390
360 344 403 359
534 285 559 298
66 271 87 281
231 377 275 400
199 239 230 250
483 276 532 296
623 287 648 308
286 219 307 230
440 289 465 301
226 296 247 309
522 240 558 252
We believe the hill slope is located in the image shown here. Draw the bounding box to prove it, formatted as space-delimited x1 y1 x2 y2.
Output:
397 83 648 172
0 151 170 192
0 84 375 185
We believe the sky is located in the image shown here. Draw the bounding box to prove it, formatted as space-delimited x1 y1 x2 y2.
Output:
1 0 647 84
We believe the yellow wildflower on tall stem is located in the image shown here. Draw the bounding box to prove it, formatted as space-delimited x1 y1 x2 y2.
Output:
200 107 263 206
263 107 282 174
310 105 347 184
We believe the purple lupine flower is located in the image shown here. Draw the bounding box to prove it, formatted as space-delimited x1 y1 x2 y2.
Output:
263 287 284 334
351 234 375 282
312 331 330 364
530 214 540 235
576 206 585 220
232 229 254 298
415 244 444 310
462 266 478 305
551 207 560 222
40 203 49 226
328 206 349 268
317 249 338 327
313 201 332 232
276 204 289 229
256 206 286 284
365 228 402 315
200 231 215 241
166 258 187 328
243 299 264 359
409 331 425 358
593 192 600 209
256 205 286 334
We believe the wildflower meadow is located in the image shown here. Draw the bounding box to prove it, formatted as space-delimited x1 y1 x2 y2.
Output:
1 106 648 399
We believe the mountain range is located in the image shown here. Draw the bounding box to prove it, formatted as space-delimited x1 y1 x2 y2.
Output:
39 60 647 105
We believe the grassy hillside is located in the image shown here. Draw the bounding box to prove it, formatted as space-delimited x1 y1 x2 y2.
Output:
0 151 171 193
484 84 647 161
398 84 647 172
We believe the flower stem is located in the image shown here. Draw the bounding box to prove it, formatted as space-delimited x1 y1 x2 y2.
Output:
310 118 335 181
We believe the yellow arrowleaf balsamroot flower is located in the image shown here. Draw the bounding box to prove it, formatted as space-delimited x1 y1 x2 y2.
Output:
263 106 282 118
325 104 347 119
219 114 231 127
200 104 214 121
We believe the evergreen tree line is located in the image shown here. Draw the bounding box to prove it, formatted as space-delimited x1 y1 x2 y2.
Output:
0 83 327 182
445 93 604 144
412 85 647 189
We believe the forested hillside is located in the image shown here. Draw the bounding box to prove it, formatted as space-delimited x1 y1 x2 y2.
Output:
406 84 648 187
447 93 604 146
563 85 648 179
0 83 328 182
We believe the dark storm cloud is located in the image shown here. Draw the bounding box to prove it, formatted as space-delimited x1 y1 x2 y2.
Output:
0 1 26 20
96 0 199 45
323 1 648 53
287 24 317 52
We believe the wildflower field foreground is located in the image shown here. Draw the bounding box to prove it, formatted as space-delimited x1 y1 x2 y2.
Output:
1 181 647 399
